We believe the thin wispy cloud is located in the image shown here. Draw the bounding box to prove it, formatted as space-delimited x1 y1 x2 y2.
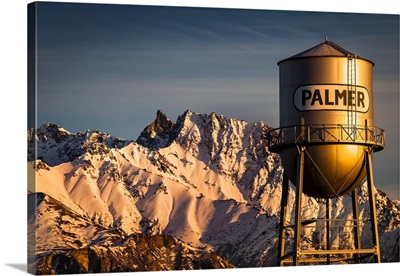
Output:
34 3 398 199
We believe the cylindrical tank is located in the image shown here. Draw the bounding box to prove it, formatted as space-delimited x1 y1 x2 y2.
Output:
271 40 384 198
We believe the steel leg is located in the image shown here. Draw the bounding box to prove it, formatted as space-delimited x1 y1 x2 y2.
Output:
293 146 305 266
278 174 289 266
365 148 381 263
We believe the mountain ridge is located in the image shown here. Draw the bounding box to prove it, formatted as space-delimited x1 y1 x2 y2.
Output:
28 110 400 273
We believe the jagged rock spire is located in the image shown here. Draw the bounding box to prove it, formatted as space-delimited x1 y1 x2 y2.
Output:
136 110 176 149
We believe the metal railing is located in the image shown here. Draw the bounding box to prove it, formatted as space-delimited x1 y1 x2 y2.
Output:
267 124 385 152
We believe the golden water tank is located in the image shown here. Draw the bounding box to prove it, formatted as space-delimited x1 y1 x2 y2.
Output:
268 40 384 198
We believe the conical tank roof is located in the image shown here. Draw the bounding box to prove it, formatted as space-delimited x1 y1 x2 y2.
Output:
277 39 374 66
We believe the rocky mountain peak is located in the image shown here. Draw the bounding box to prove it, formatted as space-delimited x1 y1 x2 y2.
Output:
152 110 175 135
36 123 71 142
28 123 131 166
136 110 177 149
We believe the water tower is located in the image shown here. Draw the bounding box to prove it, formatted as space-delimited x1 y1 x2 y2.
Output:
267 38 385 265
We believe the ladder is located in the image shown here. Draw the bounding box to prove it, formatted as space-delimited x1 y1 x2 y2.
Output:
325 40 358 130
347 55 357 127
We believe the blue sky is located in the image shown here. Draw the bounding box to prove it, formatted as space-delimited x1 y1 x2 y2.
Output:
31 2 399 199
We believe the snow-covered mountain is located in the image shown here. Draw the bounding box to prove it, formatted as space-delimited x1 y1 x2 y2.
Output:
28 110 399 274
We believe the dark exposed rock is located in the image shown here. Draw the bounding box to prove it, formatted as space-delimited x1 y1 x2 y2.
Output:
136 110 177 149
34 234 234 274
